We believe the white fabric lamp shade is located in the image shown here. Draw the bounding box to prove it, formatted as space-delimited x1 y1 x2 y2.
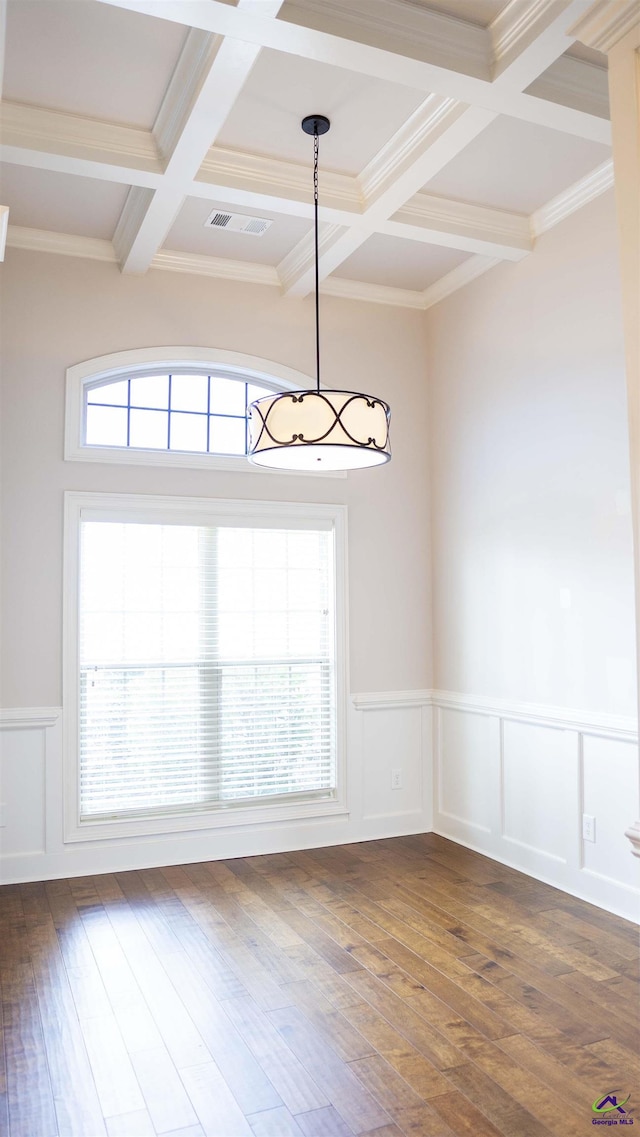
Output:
248 389 391 470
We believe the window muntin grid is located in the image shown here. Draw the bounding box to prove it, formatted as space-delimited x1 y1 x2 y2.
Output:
85 373 271 457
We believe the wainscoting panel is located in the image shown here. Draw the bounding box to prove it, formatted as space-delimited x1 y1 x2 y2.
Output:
502 719 577 863
433 691 640 923
3 693 638 922
437 707 498 834
0 727 47 855
582 733 640 891
0 693 432 884
361 706 423 820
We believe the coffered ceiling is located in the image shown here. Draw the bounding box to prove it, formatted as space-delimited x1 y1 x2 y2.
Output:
0 0 615 310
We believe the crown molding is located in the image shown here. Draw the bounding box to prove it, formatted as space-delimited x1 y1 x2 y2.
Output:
5 145 612 309
569 0 640 53
277 223 346 293
6 225 117 262
530 157 614 235
400 192 528 236
390 192 532 258
153 28 223 160
490 0 561 69
152 247 280 286
284 100 497 297
95 0 610 142
422 253 501 310
283 0 490 79
0 205 8 260
526 54 610 119
0 100 161 172
320 275 427 309
358 94 466 206
198 146 362 214
3 223 429 308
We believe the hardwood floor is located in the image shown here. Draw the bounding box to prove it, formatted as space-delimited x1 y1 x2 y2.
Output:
1 834 638 1137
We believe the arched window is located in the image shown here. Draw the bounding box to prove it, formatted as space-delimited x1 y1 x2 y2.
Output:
64 347 318 473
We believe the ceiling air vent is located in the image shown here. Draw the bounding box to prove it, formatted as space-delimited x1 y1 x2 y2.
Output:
204 209 273 236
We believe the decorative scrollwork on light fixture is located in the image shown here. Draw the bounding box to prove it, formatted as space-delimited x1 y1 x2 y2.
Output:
248 115 391 472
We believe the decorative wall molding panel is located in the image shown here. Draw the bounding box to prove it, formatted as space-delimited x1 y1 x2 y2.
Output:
431 690 640 923
0 695 431 885
2 691 637 922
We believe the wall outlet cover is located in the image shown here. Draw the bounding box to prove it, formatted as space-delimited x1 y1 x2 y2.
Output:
582 814 596 842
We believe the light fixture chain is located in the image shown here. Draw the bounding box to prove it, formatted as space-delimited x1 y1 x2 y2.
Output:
314 126 320 394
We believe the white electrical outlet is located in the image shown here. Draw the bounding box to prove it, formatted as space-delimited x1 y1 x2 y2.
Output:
582 814 596 842
391 769 402 790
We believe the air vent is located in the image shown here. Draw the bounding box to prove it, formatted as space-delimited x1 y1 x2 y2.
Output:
204 209 273 236
208 212 233 229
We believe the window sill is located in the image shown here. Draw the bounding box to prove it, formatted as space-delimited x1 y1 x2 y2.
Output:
64 796 348 844
65 443 347 478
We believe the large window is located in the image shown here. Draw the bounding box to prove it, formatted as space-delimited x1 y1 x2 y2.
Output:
64 493 346 837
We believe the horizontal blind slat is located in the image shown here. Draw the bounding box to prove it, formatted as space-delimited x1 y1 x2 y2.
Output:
79 520 337 819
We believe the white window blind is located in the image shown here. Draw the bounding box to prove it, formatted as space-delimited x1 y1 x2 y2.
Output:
78 517 337 820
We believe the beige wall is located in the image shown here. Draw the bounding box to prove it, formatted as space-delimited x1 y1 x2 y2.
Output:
0 249 431 707
427 190 637 718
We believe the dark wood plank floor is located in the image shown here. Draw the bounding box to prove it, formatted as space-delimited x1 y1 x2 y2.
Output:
1 834 639 1137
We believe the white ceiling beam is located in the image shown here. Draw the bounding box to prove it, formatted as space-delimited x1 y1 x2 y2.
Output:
197 146 362 221
0 102 355 211
489 0 590 88
6 224 118 263
280 99 498 296
0 100 538 260
383 194 532 260
283 0 492 80
272 0 611 296
0 92 609 268
0 101 163 185
152 247 280 287
3 0 614 303
4 222 429 306
6 133 616 305
95 0 611 142
114 5 285 274
278 223 348 293
568 0 640 53
525 54 609 118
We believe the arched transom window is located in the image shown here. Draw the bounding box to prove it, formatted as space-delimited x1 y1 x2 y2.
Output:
85 371 269 456
64 347 331 475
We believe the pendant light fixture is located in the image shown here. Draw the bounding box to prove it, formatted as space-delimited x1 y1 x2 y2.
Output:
248 115 391 471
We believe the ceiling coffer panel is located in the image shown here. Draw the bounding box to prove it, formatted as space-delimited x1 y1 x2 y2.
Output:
205 210 274 236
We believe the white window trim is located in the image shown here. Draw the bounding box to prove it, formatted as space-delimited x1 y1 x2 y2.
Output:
63 490 349 843
64 346 345 478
